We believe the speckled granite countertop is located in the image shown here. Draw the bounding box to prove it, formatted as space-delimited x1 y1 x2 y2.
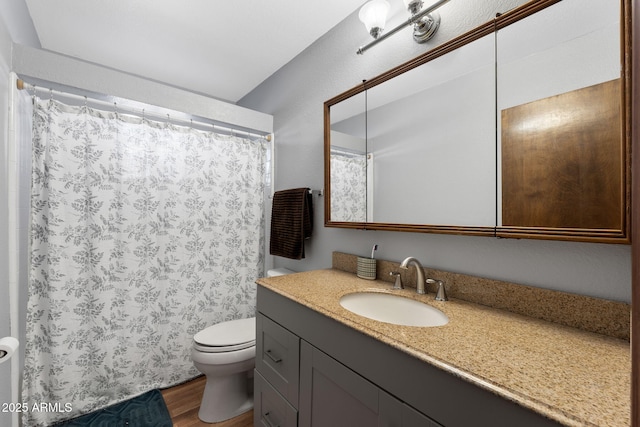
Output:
256 269 630 427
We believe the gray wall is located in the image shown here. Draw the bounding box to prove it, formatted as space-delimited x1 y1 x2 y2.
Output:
239 0 632 302
0 10 14 427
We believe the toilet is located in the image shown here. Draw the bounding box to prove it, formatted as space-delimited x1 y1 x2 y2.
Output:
191 268 294 423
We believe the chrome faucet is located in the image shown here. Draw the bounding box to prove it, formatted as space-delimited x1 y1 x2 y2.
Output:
399 257 426 294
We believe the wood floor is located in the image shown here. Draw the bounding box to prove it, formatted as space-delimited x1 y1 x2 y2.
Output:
160 376 254 427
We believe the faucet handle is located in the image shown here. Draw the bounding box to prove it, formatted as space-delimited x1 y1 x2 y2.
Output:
426 278 448 301
389 271 404 290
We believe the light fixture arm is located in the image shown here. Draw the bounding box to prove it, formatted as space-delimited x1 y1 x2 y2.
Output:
357 0 450 55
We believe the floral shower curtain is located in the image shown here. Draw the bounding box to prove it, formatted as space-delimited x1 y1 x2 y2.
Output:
22 97 266 426
330 150 367 222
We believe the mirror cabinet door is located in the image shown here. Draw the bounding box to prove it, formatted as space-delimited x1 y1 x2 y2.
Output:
327 90 368 224
496 0 628 241
364 34 496 227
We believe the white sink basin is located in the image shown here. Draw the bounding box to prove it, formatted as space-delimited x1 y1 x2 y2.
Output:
339 292 449 327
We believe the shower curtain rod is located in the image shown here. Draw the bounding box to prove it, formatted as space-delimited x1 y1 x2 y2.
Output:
16 78 272 142
330 146 367 158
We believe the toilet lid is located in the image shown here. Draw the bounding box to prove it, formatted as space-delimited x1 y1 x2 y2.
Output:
194 317 255 352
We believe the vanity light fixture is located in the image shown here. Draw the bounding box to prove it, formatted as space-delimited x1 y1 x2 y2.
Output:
358 0 391 40
357 0 450 55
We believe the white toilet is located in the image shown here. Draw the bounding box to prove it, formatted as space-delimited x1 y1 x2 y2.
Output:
191 268 294 423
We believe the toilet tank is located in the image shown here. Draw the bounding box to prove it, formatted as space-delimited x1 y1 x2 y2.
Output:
267 268 295 277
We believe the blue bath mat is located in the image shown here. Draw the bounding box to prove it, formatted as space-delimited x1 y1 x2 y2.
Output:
55 389 172 427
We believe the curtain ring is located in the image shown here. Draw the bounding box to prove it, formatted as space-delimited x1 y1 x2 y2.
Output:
30 84 36 105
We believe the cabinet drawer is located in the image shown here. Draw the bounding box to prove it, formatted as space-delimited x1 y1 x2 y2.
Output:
254 370 298 427
256 313 301 406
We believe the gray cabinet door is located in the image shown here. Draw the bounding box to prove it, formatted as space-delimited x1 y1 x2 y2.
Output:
299 340 443 427
379 391 443 427
299 340 379 427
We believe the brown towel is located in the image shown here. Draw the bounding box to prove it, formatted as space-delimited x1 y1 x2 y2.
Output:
270 188 313 260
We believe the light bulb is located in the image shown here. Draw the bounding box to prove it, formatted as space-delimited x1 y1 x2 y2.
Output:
359 0 390 39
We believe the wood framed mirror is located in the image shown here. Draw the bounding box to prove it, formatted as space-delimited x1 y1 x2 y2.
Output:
324 0 631 243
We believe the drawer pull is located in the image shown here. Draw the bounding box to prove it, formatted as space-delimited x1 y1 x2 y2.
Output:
263 411 280 427
265 349 282 363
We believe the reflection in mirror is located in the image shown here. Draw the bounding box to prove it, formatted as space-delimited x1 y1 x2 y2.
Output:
329 91 369 222
497 0 624 235
328 34 497 228
365 34 495 226
329 147 370 222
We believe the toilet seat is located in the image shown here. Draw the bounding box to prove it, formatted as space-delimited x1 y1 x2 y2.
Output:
194 317 255 353
192 270 293 423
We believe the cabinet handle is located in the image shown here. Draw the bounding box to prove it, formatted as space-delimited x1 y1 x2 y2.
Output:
263 411 280 427
265 349 282 363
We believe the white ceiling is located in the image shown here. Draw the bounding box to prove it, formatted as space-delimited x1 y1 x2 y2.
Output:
22 0 365 103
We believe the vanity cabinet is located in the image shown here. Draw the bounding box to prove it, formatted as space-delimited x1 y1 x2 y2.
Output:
256 314 300 404
256 285 563 427
254 372 298 427
255 312 440 427
255 314 300 427
299 340 441 427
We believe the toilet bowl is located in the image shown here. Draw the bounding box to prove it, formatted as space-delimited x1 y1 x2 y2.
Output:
191 268 294 423
191 317 256 423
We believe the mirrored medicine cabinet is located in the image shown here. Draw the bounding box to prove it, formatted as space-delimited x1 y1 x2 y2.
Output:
324 0 631 244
